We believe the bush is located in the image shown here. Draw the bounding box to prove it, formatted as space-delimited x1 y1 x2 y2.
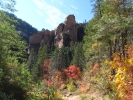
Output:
63 65 82 80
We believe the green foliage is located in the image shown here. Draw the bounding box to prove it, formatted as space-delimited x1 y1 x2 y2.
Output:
27 81 63 100
71 42 85 70
37 41 49 65
51 46 72 70
0 57 31 100
6 12 38 42
84 0 133 67
34 41 50 80
27 81 48 100
83 0 133 99
77 23 86 42
0 3 31 99
66 78 76 92
0 0 16 12
0 10 26 61
80 94 87 100
27 49 37 71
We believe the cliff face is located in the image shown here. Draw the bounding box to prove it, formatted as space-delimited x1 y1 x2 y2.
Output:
29 14 77 53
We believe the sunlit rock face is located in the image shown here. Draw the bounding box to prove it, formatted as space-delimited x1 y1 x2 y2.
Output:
43 30 55 44
28 29 55 53
63 14 77 42
29 32 43 54
29 15 77 53
55 23 64 35
54 33 70 49
54 15 77 48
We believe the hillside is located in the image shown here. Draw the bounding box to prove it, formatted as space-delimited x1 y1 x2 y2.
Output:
5 12 38 43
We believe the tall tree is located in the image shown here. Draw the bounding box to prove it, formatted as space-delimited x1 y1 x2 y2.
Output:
27 49 37 72
34 41 49 80
84 0 133 63
71 42 85 70
0 1 31 99
51 46 72 70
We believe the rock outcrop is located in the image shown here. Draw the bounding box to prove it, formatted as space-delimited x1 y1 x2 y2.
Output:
29 14 77 53
63 15 77 41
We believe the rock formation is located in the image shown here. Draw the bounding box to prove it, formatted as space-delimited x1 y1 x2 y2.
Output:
29 14 77 53
63 15 77 41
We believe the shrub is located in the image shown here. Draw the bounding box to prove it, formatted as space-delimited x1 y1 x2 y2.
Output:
63 65 82 80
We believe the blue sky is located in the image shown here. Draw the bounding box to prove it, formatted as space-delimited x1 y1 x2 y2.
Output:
14 0 94 31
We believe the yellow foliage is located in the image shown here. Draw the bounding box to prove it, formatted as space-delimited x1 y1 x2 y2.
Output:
108 47 133 100
54 90 62 99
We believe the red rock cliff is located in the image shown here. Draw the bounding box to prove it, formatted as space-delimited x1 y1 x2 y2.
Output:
29 15 77 53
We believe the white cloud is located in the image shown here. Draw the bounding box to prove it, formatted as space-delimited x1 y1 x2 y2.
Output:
70 5 77 10
33 0 67 28
50 0 63 5
33 0 44 9
35 9 44 17
45 8 66 27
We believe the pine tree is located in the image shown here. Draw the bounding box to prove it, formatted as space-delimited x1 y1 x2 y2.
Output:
51 46 72 70
27 49 37 72
84 0 133 62
34 40 49 80
71 42 85 70
0 1 30 99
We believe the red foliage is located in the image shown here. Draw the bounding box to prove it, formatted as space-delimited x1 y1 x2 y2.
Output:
42 59 51 79
63 65 81 80
92 63 99 76
45 78 52 87
126 45 133 58
43 59 51 67
42 59 52 87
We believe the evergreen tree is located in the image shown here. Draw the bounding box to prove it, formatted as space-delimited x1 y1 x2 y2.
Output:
27 49 37 72
84 0 133 66
71 42 85 70
0 2 31 99
51 46 72 70
35 40 49 80
77 23 86 42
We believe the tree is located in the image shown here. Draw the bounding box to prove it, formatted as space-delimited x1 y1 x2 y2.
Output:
92 0 103 17
0 10 26 59
71 42 85 70
84 0 133 63
0 1 31 99
0 0 16 12
27 49 37 72
77 23 86 42
5 12 38 43
34 41 49 80
83 1 133 99
51 46 72 70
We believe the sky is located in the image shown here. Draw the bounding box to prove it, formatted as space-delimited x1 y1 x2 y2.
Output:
14 0 94 31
